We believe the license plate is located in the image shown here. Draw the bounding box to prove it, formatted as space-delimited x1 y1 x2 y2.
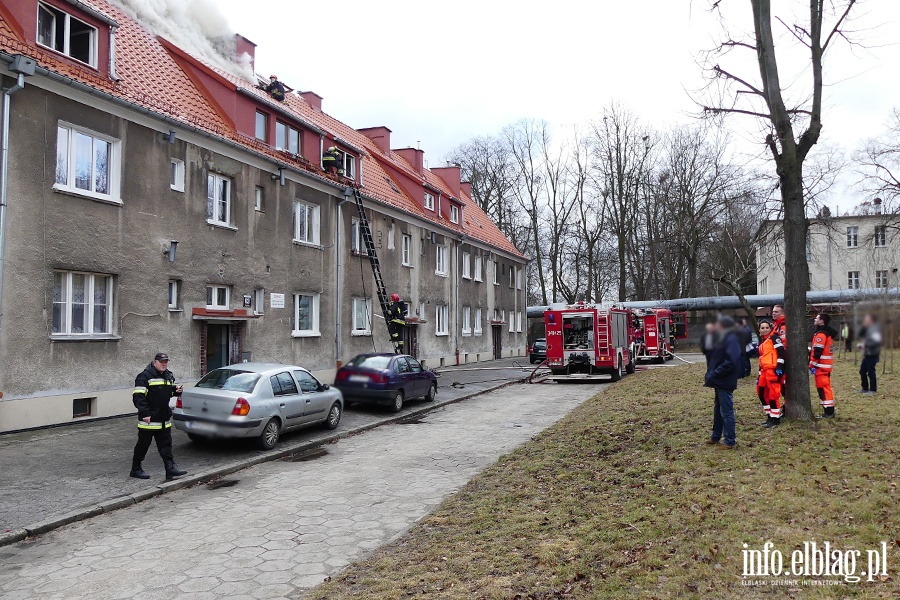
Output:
348 375 370 383
186 420 217 432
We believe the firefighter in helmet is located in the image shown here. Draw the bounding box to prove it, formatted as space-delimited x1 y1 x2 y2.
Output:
264 75 286 102
387 293 406 350
322 146 344 176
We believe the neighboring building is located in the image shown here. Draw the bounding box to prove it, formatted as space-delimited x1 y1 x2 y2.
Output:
0 0 527 431
757 208 900 295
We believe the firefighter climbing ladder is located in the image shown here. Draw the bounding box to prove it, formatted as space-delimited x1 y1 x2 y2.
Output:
350 186 403 354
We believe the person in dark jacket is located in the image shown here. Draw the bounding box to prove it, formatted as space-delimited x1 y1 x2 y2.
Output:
387 293 406 350
704 315 742 449
264 75 285 102
130 353 187 480
857 314 882 395
322 146 344 175
700 322 717 366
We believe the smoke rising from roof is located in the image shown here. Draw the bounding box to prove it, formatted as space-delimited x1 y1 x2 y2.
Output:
109 0 254 81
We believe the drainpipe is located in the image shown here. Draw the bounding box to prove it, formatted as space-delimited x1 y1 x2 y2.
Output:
335 188 352 367
455 233 467 364
108 26 119 80
0 58 32 340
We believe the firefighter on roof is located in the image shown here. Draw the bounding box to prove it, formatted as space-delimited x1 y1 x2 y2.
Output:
264 75 286 102
387 294 406 350
323 146 344 176
809 312 837 418
755 320 785 428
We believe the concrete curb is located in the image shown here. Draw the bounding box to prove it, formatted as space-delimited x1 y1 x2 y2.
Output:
1 377 524 548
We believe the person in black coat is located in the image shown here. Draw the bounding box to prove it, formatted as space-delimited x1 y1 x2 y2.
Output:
130 353 187 480
704 316 742 449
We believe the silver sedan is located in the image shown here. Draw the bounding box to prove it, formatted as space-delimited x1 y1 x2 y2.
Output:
172 363 344 450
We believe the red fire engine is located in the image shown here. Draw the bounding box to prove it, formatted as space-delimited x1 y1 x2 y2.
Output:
632 308 674 364
543 302 634 381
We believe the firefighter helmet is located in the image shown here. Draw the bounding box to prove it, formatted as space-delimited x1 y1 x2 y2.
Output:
391 293 400 302
269 74 278 80
328 146 337 152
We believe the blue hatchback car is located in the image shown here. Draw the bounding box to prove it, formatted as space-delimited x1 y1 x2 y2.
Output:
334 353 437 412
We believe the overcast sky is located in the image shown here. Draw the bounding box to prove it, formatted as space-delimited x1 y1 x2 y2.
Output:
216 0 900 205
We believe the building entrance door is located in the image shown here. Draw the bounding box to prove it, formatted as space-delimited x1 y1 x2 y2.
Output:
402 326 418 358
491 325 502 360
206 324 230 372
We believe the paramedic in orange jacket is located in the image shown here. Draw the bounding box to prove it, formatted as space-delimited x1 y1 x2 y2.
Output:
756 320 785 428
809 313 837 418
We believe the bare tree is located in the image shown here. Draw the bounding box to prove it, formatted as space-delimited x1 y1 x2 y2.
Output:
700 0 858 421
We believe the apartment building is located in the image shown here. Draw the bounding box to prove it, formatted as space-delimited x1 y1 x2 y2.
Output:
0 0 527 431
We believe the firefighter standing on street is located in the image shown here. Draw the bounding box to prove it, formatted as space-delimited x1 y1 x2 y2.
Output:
130 353 187 480
809 313 837 418
756 320 785 428
387 294 406 351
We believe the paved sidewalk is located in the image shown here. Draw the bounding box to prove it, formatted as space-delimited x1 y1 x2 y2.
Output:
0 358 535 539
0 381 603 600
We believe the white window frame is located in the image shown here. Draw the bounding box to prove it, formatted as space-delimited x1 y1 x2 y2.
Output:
275 121 301 154
493 261 500 285
254 186 264 212
435 245 449 277
293 201 320 245
462 252 471 279
387 224 395 250
474 256 483 282
435 304 449 336
847 271 860 290
474 308 483 336
52 271 114 337
207 173 233 227
253 288 265 315
509 266 514 288
170 158 185 192
874 225 887 248
418 302 426 321
462 306 471 335
401 234 412 266
350 218 368 255
293 293 320 337
516 268 522 290
509 311 515 333
167 280 180 310
37 3 98 67
875 270 889 289
846 226 859 248
255 111 268 142
54 123 121 202
206 285 230 310
759 277 768 295
516 311 523 333
450 205 459 224
424 192 435 211
351 298 372 335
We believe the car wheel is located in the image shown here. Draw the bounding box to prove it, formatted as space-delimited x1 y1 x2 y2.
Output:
186 433 208 443
424 382 437 402
256 418 280 450
610 358 623 382
324 401 342 430
390 390 404 413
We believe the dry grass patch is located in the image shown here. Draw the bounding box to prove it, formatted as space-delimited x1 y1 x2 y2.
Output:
308 356 900 599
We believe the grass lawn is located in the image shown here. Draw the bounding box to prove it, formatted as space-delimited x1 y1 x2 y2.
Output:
308 354 900 599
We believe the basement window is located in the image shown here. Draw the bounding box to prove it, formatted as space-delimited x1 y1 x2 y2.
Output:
73 397 94 418
37 3 98 68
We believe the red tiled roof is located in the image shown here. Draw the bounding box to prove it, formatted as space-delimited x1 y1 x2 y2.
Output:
0 1 523 259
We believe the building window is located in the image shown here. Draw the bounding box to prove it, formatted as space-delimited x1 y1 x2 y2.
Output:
474 308 483 336
255 186 264 212
424 192 435 211
275 121 300 154
462 306 471 335
207 174 232 227
72 397 94 418
450 205 459 224
493 261 500 285
255 111 268 141
387 224 395 250
516 268 522 290
167 280 180 310
401 234 412 266
55 124 119 200
876 270 889 289
462 252 471 279
343 153 355 179
474 256 483 282
350 218 368 255
435 245 449 276
418 302 426 320
170 159 185 192
435 305 449 336
847 271 860 290
352 298 372 335
509 266 514 288
517 311 523 332
874 225 887 247
293 293 320 336
759 277 768 295
294 201 320 245
52 271 113 336
253 288 265 315
846 226 859 248
37 3 97 67
206 285 230 309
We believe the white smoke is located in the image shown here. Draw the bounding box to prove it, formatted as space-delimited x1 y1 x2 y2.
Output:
108 0 255 81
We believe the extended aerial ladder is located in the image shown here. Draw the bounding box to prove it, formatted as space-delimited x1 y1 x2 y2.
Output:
349 186 403 354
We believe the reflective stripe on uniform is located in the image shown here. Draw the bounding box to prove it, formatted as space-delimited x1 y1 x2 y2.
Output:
137 420 173 430
147 378 168 386
133 386 148 395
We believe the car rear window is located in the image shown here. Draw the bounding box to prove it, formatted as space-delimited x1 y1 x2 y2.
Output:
347 355 392 370
196 370 261 393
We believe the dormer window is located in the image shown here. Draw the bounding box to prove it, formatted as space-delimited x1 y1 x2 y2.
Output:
424 192 435 211
450 205 459 224
255 111 268 142
275 122 300 154
38 2 98 68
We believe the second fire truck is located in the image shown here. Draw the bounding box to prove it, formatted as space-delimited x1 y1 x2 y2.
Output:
543 302 634 381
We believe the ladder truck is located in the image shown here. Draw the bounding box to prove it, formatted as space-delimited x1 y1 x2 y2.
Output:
543 302 634 381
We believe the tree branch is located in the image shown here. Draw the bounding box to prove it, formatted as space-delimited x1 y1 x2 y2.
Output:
823 0 857 51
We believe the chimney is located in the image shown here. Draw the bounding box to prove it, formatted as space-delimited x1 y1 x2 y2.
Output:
358 126 392 154
432 166 461 198
234 34 256 72
394 148 424 175
298 91 323 111
460 182 472 197
874 197 883 215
